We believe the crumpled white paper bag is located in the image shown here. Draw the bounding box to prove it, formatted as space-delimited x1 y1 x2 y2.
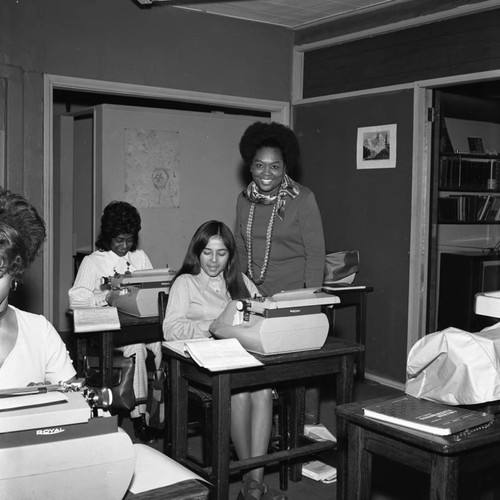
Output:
405 323 500 405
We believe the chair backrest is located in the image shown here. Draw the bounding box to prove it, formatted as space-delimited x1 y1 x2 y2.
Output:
158 291 168 325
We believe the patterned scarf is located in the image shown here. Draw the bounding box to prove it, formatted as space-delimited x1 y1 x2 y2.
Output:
244 173 300 220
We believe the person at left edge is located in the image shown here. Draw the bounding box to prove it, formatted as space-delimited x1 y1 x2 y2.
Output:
0 187 76 389
69 200 161 443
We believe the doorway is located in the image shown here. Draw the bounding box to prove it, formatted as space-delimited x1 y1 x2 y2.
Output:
45 75 289 328
426 81 500 334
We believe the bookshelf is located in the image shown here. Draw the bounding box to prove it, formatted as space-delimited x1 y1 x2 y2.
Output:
438 153 500 224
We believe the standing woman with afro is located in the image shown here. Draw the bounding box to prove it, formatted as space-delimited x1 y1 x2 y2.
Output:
235 122 325 297
235 122 326 427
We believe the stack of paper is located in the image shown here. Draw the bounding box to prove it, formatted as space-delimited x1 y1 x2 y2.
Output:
304 423 337 443
73 306 120 333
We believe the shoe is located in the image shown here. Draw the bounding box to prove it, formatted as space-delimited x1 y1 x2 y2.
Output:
236 479 265 500
131 415 156 444
236 479 287 500
262 483 287 500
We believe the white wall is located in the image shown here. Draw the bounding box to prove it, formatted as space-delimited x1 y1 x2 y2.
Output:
97 104 267 269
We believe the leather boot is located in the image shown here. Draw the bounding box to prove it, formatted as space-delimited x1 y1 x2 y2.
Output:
131 415 156 444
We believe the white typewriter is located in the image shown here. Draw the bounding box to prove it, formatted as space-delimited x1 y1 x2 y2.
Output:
212 287 340 355
104 267 176 317
0 383 135 499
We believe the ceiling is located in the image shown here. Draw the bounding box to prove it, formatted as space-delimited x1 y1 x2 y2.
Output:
145 0 403 29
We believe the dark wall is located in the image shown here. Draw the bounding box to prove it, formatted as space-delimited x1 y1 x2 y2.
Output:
294 6 500 383
294 90 414 382
0 0 293 315
1 0 292 101
301 9 500 98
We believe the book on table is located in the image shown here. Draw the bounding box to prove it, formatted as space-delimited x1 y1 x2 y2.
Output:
163 337 263 372
363 394 494 436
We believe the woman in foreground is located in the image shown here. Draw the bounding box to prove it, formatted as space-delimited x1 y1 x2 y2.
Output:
0 187 76 388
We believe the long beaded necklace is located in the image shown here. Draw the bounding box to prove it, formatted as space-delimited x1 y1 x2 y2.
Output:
246 201 278 286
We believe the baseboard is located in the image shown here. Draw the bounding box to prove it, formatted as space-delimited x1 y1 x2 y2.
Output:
364 372 405 391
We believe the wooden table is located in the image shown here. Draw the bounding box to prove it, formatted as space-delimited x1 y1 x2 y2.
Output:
71 311 162 387
323 284 374 381
165 337 364 500
336 395 500 500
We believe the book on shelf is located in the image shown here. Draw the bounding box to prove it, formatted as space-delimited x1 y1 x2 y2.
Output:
164 337 263 372
477 195 493 221
363 394 494 436
72 306 120 333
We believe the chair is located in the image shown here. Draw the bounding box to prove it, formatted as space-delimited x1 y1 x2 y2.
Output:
159 291 289 490
159 291 213 466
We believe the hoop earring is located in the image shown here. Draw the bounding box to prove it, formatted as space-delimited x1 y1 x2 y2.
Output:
11 280 18 291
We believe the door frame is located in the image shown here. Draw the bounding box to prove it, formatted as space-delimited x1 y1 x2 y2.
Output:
411 69 500 349
43 74 290 320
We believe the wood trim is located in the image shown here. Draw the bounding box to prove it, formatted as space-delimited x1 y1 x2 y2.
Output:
294 0 500 52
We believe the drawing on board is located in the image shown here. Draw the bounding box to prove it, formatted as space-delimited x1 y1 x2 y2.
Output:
124 128 180 208
357 124 397 169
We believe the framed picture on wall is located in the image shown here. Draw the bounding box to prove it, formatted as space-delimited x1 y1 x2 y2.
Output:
357 124 397 169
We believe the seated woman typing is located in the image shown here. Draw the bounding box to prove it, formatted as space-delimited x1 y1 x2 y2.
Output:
0 188 76 388
163 220 285 500
68 201 161 443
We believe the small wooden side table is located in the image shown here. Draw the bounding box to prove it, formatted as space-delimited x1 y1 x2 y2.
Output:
336 395 500 500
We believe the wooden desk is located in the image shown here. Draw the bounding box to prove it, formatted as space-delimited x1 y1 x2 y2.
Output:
336 396 500 500
323 284 374 381
71 311 162 387
166 338 364 500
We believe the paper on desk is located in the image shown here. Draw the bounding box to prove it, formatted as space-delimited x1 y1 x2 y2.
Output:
73 306 120 332
304 423 337 443
128 444 208 493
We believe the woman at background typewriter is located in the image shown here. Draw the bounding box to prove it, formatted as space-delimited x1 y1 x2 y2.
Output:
163 220 285 500
0 187 76 389
69 200 161 443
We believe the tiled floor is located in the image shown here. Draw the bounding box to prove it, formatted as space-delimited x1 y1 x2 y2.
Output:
120 378 412 499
